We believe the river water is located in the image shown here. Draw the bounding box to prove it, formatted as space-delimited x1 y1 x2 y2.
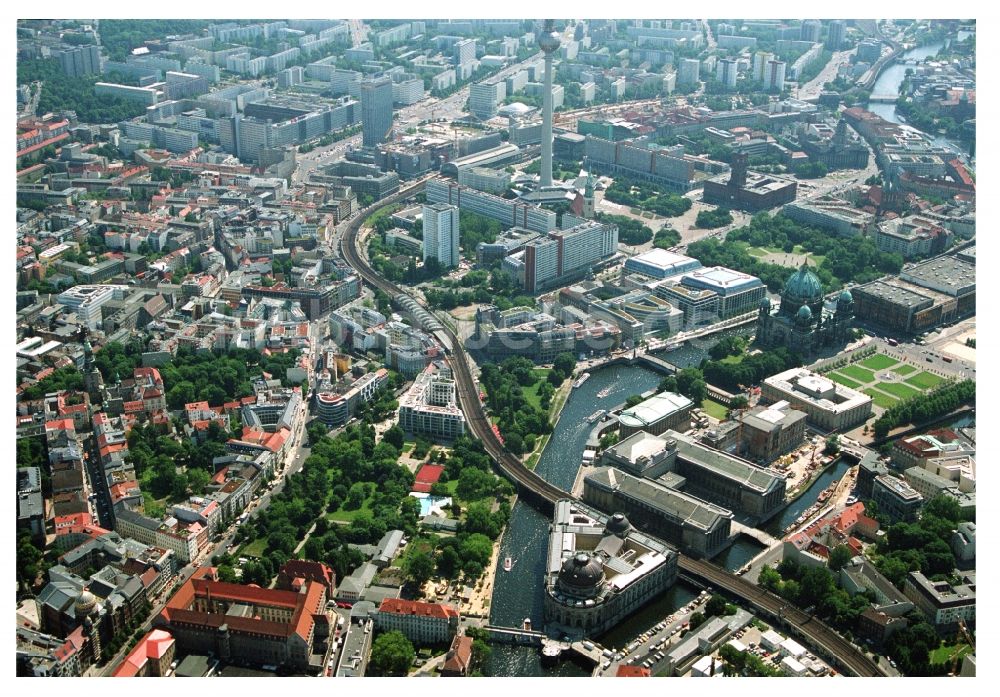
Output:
866 33 973 157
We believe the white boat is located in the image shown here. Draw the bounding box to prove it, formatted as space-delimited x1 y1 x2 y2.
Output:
573 373 591 389
503 557 513 572
587 409 606 424
596 386 612 398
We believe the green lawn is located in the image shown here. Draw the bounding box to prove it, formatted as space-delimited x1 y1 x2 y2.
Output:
239 538 268 558
828 372 863 389
522 369 552 412
859 354 900 371
930 643 972 666
892 364 918 376
744 244 825 265
864 388 899 409
327 495 375 523
700 399 729 420
875 381 923 401
905 371 945 390
840 364 877 383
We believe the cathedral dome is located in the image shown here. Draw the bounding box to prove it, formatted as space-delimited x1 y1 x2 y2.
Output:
838 289 853 305
759 296 772 311
796 304 813 324
783 264 824 303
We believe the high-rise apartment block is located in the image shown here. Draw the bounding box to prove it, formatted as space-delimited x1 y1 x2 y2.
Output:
752 52 775 82
503 220 619 292
826 20 846 50
58 45 101 78
716 58 738 89
678 58 700 85
765 60 786 91
422 203 461 268
801 20 822 43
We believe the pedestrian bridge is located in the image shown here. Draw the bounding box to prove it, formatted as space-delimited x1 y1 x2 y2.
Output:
484 625 547 645
731 520 782 548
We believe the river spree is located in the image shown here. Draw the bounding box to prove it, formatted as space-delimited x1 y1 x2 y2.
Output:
867 33 973 157
484 364 666 676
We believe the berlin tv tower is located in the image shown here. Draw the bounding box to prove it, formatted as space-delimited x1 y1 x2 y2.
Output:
538 19 561 188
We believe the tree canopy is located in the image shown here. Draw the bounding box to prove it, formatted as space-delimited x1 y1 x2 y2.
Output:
368 631 415 676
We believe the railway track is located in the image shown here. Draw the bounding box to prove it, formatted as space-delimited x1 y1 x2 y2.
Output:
680 556 882 677
338 178 884 677
338 177 569 504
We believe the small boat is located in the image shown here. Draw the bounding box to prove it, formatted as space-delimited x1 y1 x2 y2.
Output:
596 386 612 398
523 618 532 631
503 557 513 572
573 373 591 389
586 409 606 424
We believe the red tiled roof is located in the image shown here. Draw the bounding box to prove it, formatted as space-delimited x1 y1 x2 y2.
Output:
442 635 473 674
112 629 175 677
160 577 323 643
54 512 93 536
378 598 459 620
617 666 651 677
279 560 335 588
45 418 75 432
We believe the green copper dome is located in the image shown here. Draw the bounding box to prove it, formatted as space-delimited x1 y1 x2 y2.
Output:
784 264 823 302
796 304 813 323
839 289 853 304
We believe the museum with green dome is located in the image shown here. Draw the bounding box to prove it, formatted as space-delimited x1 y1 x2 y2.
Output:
756 263 854 355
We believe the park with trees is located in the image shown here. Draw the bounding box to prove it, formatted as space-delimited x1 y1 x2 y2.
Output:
477 355 575 456
690 211 906 292
603 176 693 218
870 380 975 439
694 207 734 229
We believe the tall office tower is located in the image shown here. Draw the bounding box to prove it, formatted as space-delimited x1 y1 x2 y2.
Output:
678 58 700 85
422 203 460 268
826 20 846 50
538 19 561 188
801 19 822 43
468 81 506 120
765 60 786 92
360 75 394 148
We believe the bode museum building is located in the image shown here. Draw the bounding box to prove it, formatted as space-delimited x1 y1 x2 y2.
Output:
543 500 678 638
